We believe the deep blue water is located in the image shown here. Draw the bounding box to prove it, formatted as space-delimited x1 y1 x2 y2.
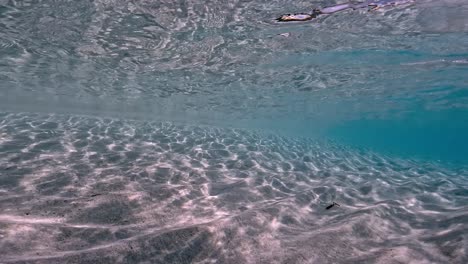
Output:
328 109 468 164
0 0 468 263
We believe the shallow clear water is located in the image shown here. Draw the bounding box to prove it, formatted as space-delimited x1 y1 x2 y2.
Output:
0 0 467 263
1 0 468 161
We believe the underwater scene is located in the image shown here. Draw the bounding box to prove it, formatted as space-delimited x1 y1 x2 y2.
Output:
0 0 467 263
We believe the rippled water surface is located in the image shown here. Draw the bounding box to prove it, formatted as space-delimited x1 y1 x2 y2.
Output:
1 0 468 263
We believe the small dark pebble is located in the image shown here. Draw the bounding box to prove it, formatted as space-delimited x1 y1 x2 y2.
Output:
238 206 248 211
326 202 340 210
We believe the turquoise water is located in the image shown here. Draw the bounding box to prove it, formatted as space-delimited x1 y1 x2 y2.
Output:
1 0 468 263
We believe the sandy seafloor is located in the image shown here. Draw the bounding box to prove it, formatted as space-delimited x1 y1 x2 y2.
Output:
0 112 467 264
